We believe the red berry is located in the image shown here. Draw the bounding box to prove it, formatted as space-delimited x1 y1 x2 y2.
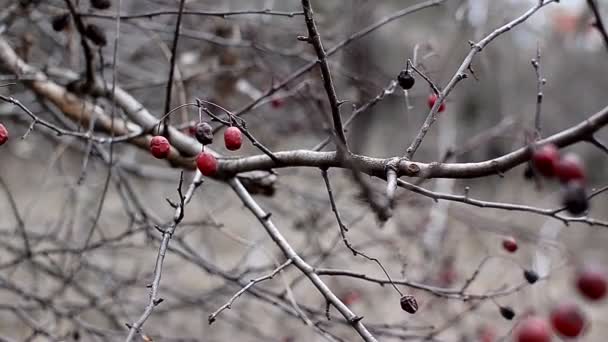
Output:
515 316 551 342
271 97 284 109
477 325 496 342
0 123 8 145
196 152 218 176
550 302 586 338
531 144 559 178
576 267 607 301
427 93 445 112
149 136 170 159
340 290 361 306
502 236 518 253
555 153 585 184
224 126 242 151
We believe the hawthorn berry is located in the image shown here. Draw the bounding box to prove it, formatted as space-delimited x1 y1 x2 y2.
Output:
90 0 111 9
576 267 607 301
196 152 218 176
550 302 586 338
0 123 8 145
562 181 589 216
502 236 518 253
499 305 515 320
427 93 445 112
224 126 242 151
515 316 551 342
271 97 284 109
84 24 107 46
524 269 539 284
51 13 70 32
399 294 418 314
149 136 170 159
531 144 559 178
194 122 213 145
555 153 585 184
397 70 415 90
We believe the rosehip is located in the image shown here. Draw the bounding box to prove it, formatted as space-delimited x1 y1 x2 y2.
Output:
196 152 218 176
562 181 589 216
224 126 242 151
515 316 551 342
555 153 585 184
397 70 415 90
531 144 559 178
427 93 445 112
576 267 607 301
194 122 213 145
149 136 170 159
90 0 111 9
502 236 518 253
550 302 586 338
0 123 8 145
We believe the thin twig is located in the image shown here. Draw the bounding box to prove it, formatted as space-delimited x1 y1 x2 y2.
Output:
162 0 186 134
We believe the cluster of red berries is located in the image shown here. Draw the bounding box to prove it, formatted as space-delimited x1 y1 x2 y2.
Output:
0 123 8 146
514 265 606 341
150 122 243 177
531 143 588 215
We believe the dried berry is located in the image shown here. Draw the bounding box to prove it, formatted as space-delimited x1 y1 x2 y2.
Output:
576 266 607 301
562 181 588 216
51 13 70 32
149 136 170 159
197 152 218 176
524 269 539 284
84 24 107 46
499 305 515 320
515 316 551 342
194 122 213 145
224 126 242 151
550 302 586 338
555 153 585 184
502 236 518 253
399 294 418 314
531 144 559 178
0 123 8 145
397 69 415 90
427 93 445 112
90 0 111 10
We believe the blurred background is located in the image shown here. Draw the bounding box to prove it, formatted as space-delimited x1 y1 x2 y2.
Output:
0 0 607 341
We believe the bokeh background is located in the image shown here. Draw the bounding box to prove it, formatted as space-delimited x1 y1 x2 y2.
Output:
0 0 607 341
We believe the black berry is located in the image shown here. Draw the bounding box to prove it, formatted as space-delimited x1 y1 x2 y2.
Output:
51 13 70 32
524 269 539 284
397 70 415 90
90 0 111 9
562 181 589 216
84 24 107 46
400 294 418 314
499 306 515 320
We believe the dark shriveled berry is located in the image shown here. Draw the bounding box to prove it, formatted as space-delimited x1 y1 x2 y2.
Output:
499 306 515 320
397 70 415 90
84 24 107 46
524 269 539 284
562 181 589 216
51 13 70 32
194 122 213 145
400 294 418 314
90 0 111 10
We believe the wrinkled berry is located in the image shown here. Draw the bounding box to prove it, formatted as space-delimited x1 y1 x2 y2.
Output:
400 294 418 314
194 122 213 145
397 70 415 90
562 181 589 215
524 269 539 284
499 305 515 320
149 136 170 159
